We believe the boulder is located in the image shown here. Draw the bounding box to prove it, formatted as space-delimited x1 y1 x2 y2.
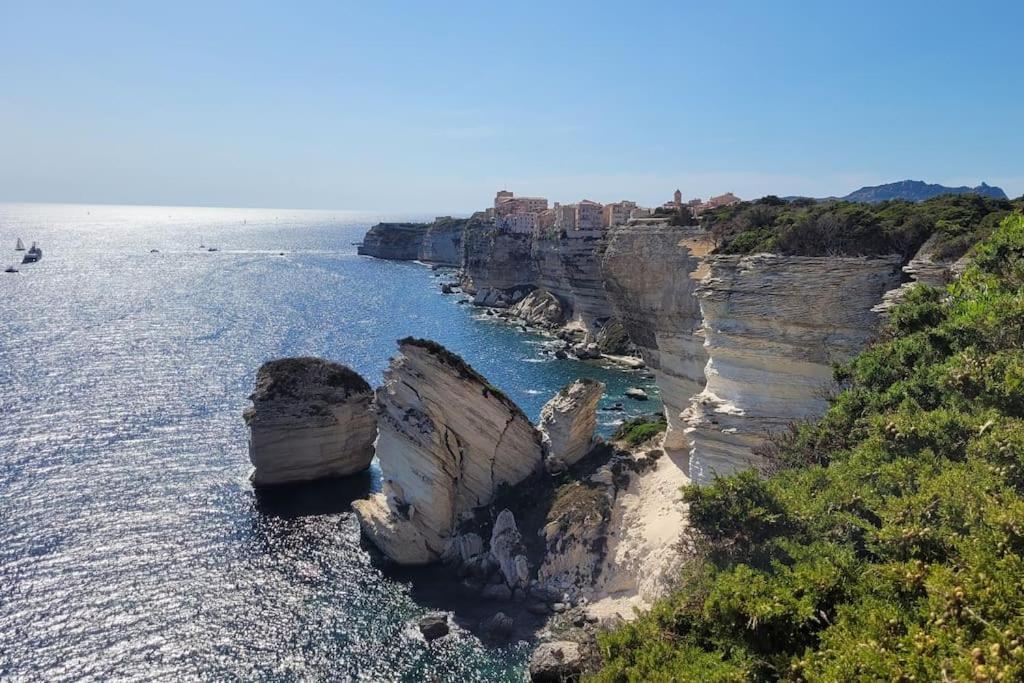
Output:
480 611 515 639
243 358 375 486
489 509 530 588
538 379 604 467
352 339 543 564
481 583 513 601
509 288 565 328
529 641 584 682
418 613 449 641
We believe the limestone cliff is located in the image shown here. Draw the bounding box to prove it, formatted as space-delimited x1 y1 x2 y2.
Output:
538 378 604 467
352 339 544 564
684 254 903 483
601 219 711 451
462 227 615 332
357 222 428 261
420 217 471 267
244 357 376 486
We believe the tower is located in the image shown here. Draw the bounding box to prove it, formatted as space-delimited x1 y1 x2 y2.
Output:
673 189 682 208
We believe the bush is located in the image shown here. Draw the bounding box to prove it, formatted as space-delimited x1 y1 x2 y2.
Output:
613 413 668 445
593 214 1024 681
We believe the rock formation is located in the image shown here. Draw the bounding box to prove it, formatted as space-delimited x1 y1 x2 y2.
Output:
352 339 544 564
509 288 565 328
601 219 711 451
419 217 467 267
538 378 604 467
357 222 428 260
243 357 376 486
462 227 615 333
489 509 531 589
684 254 903 483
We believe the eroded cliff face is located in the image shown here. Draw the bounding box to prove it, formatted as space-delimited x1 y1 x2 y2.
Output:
462 228 614 332
532 232 614 332
244 358 376 486
601 220 711 451
419 218 466 267
684 254 903 483
357 222 428 261
352 339 544 564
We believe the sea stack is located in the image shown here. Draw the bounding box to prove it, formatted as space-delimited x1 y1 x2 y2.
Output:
244 357 376 486
538 378 604 467
352 338 544 565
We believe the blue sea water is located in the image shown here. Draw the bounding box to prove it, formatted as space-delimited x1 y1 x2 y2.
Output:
0 203 659 681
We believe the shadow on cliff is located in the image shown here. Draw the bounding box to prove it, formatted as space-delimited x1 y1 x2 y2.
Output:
252 471 374 519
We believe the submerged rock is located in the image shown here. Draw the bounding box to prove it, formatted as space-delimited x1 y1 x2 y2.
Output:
539 379 604 467
352 339 544 564
624 388 648 401
243 357 375 486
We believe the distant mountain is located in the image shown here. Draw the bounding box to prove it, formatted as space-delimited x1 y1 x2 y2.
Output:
842 180 1007 203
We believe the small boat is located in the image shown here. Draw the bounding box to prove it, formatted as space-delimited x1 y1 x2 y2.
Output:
21 242 42 263
4 265 18 273
15 238 25 251
207 247 219 252
150 249 160 253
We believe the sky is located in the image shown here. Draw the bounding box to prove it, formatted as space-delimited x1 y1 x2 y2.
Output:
1 1 1022 213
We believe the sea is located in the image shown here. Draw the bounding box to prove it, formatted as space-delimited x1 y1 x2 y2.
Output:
0 203 660 682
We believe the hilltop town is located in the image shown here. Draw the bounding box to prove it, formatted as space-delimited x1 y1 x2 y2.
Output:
483 189 743 235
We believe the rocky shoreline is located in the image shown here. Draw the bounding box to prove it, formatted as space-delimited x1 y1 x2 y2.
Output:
237 211 966 679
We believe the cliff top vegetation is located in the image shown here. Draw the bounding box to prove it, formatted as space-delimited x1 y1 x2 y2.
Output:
593 213 1024 681
703 194 1021 260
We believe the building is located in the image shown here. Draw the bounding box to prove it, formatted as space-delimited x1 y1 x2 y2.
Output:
536 208 556 232
553 202 576 231
602 200 637 228
673 189 682 208
706 192 741 209
495 191 548 216
576 200 603 231
497 212 538 234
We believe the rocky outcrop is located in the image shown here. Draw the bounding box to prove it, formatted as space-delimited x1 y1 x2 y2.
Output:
357 222 428 260
684 254 903 483
601 219 711 451
419 217 467 267
873 233 970 316
243 358 376 486
529 641 584 682
539 379 604 467
510 288 565 328
352 339 544 564
532 231 614 332
489 509 531 589
462 226 615 332
462 228 537 300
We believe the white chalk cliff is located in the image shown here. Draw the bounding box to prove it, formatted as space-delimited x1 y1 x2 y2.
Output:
538 378 604 467
352 339 543 564
684 254 903 483
244 357 376 486
601 219 711 452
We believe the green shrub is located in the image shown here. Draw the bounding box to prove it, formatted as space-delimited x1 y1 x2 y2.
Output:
614 413 668 445
592 214 1024 681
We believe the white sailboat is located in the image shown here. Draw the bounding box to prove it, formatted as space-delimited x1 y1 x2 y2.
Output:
15 238 25 251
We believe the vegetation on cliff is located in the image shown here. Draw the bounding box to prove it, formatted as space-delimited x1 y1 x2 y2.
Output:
704 194 1020 261
613 413 668 446
593 214 1024 681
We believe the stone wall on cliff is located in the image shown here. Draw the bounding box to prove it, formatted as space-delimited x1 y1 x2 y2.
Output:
352 339 544 564
684 253 903 484
601 219 711 452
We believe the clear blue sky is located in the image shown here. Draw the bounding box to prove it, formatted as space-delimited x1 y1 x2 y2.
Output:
2 1 1021 212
